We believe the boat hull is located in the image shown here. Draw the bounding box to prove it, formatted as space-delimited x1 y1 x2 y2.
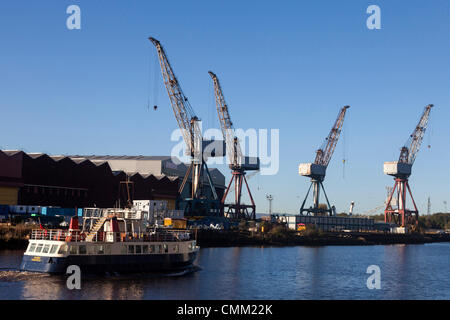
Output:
20 251 198 274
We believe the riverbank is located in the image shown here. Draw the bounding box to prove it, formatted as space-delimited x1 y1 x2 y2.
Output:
0 224 31 250
195 229 450 247
1 224 450 250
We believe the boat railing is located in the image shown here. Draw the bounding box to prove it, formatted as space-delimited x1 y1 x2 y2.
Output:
31 229 192 243
31 229 84 242
118 229 191 242
145 229 191 242
83 207 142 220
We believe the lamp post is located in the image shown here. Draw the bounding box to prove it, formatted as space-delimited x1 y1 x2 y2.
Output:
266 194 273 216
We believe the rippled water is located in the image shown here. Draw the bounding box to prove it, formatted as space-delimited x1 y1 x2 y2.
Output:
0 243 449 299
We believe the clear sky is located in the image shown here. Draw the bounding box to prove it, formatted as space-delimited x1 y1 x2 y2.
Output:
1 0 449 215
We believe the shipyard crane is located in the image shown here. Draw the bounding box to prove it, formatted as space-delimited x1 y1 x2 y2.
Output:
299 106 350 216
384 104 433 231
149 37 223 216
208 71 260 220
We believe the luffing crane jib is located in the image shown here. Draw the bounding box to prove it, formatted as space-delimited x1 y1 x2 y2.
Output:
209 70 259 171
299 105 349 179
149 37 225 161
383 104 433 178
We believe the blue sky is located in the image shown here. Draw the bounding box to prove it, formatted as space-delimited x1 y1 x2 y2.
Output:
1 1 449 214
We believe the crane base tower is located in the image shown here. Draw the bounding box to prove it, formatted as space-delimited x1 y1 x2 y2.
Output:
176 160 222 217
384 177 419 230
299 177 333 216
222 171 256 220
382 104 433 232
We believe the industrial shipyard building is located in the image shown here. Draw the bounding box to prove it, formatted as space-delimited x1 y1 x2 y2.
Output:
284 215 376 232
0 151 225 212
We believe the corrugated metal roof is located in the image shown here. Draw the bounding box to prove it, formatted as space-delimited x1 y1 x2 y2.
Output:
0 150 180 182
1 150 22 156
27 153 47 159
0 150 225 187
68 155 172 161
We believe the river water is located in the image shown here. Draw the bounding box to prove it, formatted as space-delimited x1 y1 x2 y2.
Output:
0 243 449 299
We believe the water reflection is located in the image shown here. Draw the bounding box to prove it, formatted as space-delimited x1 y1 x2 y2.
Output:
1 244 449 300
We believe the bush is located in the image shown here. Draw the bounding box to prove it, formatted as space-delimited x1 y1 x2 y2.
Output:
238 220 247 231
300 224 323 237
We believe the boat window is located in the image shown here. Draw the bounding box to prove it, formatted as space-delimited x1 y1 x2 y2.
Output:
97 245 104 254
142 245 148 254
42 244 50 253
35 243 44 253
163 244 168 253
87 245 96 255
28 243 37 253
128 245 135 254
50 245 58 254
79 245 87 254
149 245 155 253
70 246 78 255
135 245 142 254
58 244 68 254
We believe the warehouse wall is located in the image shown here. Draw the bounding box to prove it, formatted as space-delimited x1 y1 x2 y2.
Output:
0 151 180 209
0 186 18 205
0 151 23 205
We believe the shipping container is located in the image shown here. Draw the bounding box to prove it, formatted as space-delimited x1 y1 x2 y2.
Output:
26 206 41 214
10 205 27 214
172 219 187 229
0 205 9 215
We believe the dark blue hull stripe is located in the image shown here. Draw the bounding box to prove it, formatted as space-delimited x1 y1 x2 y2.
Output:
20 252 198 274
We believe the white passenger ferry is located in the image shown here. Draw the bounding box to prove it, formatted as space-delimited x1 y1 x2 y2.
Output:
20 207 199 274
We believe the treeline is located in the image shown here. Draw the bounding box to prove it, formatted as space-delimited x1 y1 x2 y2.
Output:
367 213 450 230
340 212 450 230
418 213 450 230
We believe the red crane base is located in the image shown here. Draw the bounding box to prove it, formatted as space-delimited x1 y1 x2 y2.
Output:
222 171 256 220
384 177 419 230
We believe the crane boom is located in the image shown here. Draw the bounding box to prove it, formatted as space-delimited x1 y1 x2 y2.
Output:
398 104 433 165
149 37 219 205
314 106 349 167
208 71 243 168
208 71 257 220
149 37 201 156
